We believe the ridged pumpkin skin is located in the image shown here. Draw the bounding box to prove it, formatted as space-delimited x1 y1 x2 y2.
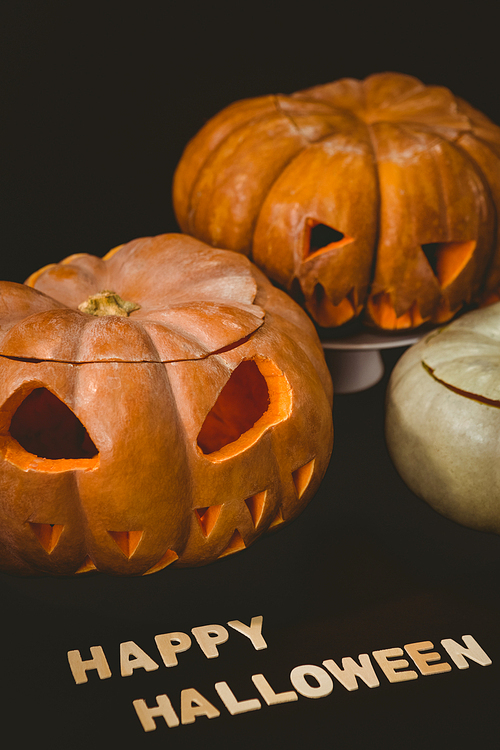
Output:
386 303 500 534
173 72 500 330
0 234 333 576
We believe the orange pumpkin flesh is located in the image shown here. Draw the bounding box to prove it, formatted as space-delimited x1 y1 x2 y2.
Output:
173 72 500 330
0 234 333 576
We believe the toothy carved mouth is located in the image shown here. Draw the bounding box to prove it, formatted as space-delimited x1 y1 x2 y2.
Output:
18 454 317 572
367 294 426 330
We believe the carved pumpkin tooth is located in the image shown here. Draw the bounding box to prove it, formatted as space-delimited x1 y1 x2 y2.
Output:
309 284 357 327
268 507 285 529
218 529 246 558
292 459 316 499
29 522 64 554
108 530 143 558
75 556 97 574
244 490 267 527
143 549 178 575
194 505 222 537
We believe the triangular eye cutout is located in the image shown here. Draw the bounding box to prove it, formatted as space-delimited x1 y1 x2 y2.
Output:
304 219 353 260
197 358 292 459
245 491 267 527
9 387 98 460
421 241 476 289
292 459 316 499
144 549 179 575
197 360 270 455
195 505 222 537
310 223 345 250
218 529 246 558
29 522 64 553
108 530 143 558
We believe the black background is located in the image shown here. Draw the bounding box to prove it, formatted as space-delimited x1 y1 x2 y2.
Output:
1 2 500 748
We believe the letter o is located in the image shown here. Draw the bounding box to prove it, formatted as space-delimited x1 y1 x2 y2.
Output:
290 664 334 699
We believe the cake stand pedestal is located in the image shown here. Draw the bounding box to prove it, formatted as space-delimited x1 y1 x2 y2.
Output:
322 330 424 394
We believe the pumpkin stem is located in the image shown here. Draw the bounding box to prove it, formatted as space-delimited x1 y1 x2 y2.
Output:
78 290 141 317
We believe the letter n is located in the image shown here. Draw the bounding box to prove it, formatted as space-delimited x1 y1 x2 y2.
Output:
441 635 492 669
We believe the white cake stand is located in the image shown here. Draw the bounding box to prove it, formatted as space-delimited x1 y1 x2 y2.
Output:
322 329 425 394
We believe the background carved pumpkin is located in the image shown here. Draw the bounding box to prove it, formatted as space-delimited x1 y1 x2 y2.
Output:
173 72 500 330
386 302 500 534
0 234 333 576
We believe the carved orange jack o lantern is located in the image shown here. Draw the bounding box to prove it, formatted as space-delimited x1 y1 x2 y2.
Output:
173 72 500 329
0 234 333 575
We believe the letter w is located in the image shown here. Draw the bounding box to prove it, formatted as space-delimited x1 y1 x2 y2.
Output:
322 654 380 691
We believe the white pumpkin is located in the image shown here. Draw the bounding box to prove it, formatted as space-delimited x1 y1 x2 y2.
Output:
385 302 500 534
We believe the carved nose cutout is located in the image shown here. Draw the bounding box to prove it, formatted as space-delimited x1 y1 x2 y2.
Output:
9 387 98 460
421 241 476 288
304 220 354 261
197 359 292 460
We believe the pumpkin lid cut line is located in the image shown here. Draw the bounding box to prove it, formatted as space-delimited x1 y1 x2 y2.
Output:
422 360 500 408
0 281 266 364
0 323 262 366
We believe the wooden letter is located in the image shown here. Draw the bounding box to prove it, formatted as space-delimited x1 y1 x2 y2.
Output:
133 695 179 732
252 673 298 705
441 635 492 669
180 688 220 724
155 632 192 667
227 615 267 651
120 641 159 677
372 648 418 683
322 654 380 690
290 664 334 698
404 641 451 676
214 681 261 715
191 624 229 659
67 646 112 685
